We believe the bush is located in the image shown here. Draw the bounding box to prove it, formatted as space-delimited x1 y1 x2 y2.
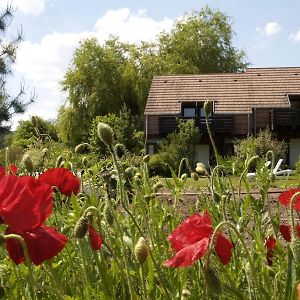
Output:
148 154 171 177
157 119 200 172
295 156 300 174
234 129 287 162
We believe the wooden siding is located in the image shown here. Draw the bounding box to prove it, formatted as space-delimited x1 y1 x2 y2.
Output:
255 108 271 129
233 115 250 135
147 115 160 135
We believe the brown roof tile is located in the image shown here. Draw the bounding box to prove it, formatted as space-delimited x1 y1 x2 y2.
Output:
145 67 300 114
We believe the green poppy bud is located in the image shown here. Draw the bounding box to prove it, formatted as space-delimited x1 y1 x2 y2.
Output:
181 173 188 180
143 154 150 163
55 155 64 168
115 143 126 158
204 100 212 117
75 143 91 154
97 122 114 148
153 181 164 192
104 204 114 225
246 155 260 169
42 148 48 156
204 267 222 296
22 154 34 173
123 235 133 248
191 172 199 181
74 217 89 239
196 162 207 175
82 156 89 168
134 237 149 264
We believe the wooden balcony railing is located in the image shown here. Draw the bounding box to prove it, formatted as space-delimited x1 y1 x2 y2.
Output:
159 115 234 136
271 108 300 131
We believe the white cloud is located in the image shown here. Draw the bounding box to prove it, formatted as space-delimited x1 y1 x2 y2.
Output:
11 8 175 128
289 30 300 43
0 0 47 15
256 22 281 37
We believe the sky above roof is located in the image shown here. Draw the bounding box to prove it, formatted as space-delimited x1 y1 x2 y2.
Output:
1 0 300 128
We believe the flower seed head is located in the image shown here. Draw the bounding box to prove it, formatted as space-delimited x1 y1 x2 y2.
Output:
134 237 149 264
97 122 114 147
74 217 89 239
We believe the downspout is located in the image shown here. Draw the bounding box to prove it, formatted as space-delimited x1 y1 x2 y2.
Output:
247 113 250 136
144 115 148 154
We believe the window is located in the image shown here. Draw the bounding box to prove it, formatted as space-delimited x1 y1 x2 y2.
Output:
183 107 196 118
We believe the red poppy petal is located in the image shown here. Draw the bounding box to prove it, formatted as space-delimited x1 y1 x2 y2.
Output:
5 225 68 266
163 238 209 268
265 236 276 250
88 225 103 251
0 175 53 232
278 189 300 209
214 233 233 265
167 212 213 252
38 168 80 197
296 225 300 238
0 164 17 176
279 224 291 242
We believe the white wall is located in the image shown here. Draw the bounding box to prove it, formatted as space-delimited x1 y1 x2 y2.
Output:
194 145 210 167
290 138 300 167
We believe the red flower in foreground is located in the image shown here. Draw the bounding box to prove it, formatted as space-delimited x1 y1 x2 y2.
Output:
265 236 276 265
0 175 68 265
163 211 233 268
279 224 300 242
278 189 300 211
0 164 17 176
38 168 80 197
88 225 103 251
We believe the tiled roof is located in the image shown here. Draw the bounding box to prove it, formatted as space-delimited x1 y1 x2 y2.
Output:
145 67 300 115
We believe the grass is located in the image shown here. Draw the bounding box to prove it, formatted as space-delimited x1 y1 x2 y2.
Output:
161 173 300 191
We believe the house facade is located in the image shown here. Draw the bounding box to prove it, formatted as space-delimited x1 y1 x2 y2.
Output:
144 67 300 167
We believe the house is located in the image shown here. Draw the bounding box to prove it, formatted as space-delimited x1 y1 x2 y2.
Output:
144 67 300 167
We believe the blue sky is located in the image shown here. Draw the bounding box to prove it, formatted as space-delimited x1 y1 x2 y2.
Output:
1 0 300 128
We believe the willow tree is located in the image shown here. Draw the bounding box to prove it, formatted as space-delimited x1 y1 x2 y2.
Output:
59 7 248 145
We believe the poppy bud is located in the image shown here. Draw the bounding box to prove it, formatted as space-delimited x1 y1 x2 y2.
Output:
104 204 114 225
191 172 199 181
134 237 149 264
196 162 207 175
97 122 114 148
204 100 212 116
74 217 89 238
115 143 125 158
135 172 142 179
55 155 64 168
82 157 89 168
42 148 48 156
153 181 164 192
204 267 222 296
246 155 259 169
143 154 150 163
75 143 91 154
181 288 191 299
181 173 187 180
123 235 133 248
31 115 38 127
22 154 34 173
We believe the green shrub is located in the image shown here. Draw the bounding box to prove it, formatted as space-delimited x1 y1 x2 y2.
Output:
295 156 300 174
234 129 287 162
148 153 171 177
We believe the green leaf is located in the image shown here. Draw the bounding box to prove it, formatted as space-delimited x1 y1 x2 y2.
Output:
284 247 297 300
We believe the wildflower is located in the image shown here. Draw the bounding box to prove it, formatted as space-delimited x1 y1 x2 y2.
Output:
163 211 233 268
38 168 80 197
265 236 276 265
280 224 291 242
0 175 68 265
88 225 103 251
278 189 300 211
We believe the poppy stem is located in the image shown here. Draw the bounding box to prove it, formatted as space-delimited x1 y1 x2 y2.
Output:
207 221 263 300
3 234 65 300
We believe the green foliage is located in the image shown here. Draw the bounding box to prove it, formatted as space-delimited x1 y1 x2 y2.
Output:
157 119 200 172
59 7 248 145
147 153 171 177
89 108 144 157
234 129 287 163
0 144 23 165
12 117 58 148
295 156 300 174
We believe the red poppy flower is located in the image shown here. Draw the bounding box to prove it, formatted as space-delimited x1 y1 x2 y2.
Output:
280 224 292 242
38 168 80 197
278 189 300 211
88 225 103 251
265 236 276 265
0 175 68 265
163 211 233 268
0 164 17 176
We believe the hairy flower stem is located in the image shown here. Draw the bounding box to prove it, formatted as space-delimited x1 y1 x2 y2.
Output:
207 221 263 300
3 234 65 300
205 113 219 165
